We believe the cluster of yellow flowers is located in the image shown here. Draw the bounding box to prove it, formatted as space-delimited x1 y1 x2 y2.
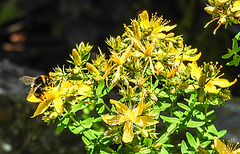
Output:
22 10 238 151
204 0 240 34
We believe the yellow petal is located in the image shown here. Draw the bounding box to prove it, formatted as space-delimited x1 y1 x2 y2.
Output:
110 99 130 114
214 137 228 154
131 51 145 57
31 100 52 118
111 66 121 87
122 121 134 143
101 115 127 126
232 1 240 12
183 52 201 61
189 61 201 80
134 116 158 127
139 10 150 29
132 99 144 118
205 80 219 93
158 25 177 33
27 93 42 103
77 85 92 95
53 97 64 113
213 78 237 88
233 148 240 154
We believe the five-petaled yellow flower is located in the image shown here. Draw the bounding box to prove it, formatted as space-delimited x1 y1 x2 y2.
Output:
28 80 91 118
189 61 237 93
213 137 240 154
101 99 158 143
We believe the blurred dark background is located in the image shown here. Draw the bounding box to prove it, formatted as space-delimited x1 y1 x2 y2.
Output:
0 0 239 153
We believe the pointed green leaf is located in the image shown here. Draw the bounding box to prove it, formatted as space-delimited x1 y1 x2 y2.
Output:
222 53 233 59
187 120 205 128
69 124 84 134
177 103 190 111
233 54 239 66
82 136 91 146
160 147 169 154
96 80 105 95
167 123 178 134
226 60 234 66
96 98 105 115
207 124 218 135
180 140 188 153
157 133 169 144
83 129 97 140
217 130 227 138
160 115 179 123
186 132 197 148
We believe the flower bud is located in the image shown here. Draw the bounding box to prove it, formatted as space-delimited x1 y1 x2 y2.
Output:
133 145 141 152
218 17 227 25
49 112 58 119
131 20 141 39
204 6 218 14
86 62 100 76
154 143 163 149
141 129 148 138
72 48 81 65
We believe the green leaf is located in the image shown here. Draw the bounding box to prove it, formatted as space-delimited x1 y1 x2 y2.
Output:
82 136 91 146
82 53 91 65
173 111 183 118
143 138 153 146
234 32 240 40
226 60 234 66
232 41 239 52
62 115 70 125
207 124 218 135
96 98 105 115
233 54 239 66
222 53 233 59
158 91 169 98
68 124 84 134
83 117 94 128
83 129 97 140
180 140 188 153
206 110 214 117
93 117 103 123
141 148 152 153
56 122 66 134
177 103 190 111
186 132 197 148
160 147 169 154
160 115 179 123
217 130 227 138
159 103 171 111
200 141 211 147
96 80 105 95
167 123 178 134
157 133 169 144
187 120 205 128
71 101 86 113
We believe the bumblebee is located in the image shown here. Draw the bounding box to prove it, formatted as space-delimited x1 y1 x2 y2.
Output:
20 75 52 101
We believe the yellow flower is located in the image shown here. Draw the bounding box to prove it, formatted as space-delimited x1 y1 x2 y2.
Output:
29 80 91 118
189 61 237 93
213 137 240 154
101 99 158 143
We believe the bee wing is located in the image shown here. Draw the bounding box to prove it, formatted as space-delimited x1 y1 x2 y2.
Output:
19 76 36 85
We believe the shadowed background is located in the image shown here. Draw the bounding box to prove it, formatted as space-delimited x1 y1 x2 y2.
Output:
0 0 239 153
